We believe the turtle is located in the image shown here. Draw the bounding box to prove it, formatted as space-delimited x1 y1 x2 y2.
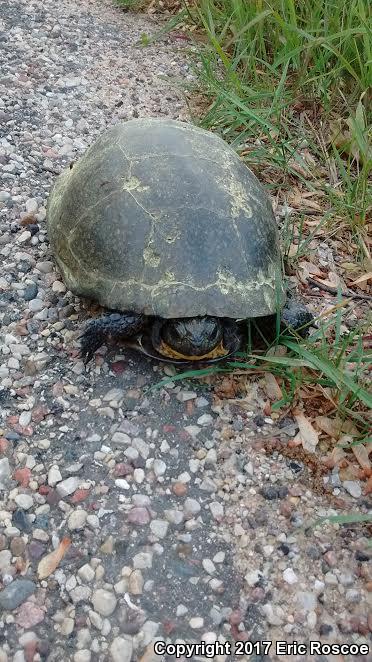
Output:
46 118 313 365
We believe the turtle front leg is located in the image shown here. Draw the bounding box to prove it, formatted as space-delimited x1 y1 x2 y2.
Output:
80 312 147 364
281 298 315 337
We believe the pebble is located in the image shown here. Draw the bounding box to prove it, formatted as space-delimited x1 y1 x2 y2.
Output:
127 507 151 525
78 564 95 583
197 413 213 426
0 580 36 610
343 480 362 498
176 391 197 402
0 458 11 488
150 519 169 538
189 617 204 629
14 494 34 510
183 498 201 518
91 589 117 616
48 465 62 486
68 510 87 530
202 559 216 575
153 459 166 477
283 568 298 584
110 637 133 662
57 476 81 497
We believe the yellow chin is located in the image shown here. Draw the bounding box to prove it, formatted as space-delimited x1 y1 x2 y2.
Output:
158 339 229 361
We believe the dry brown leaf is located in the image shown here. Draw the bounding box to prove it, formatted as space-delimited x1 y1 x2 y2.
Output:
299 261 323 276
351 271 372 285
294 412 319 453
364 475 372 495
315 415 342 439
341 420 359 436
266 344 287 357
37 537 71 579
323 446 347 469
352 444 371 471
264 373 283 401
339 464 360 481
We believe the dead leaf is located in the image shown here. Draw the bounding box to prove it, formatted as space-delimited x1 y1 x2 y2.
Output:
364 475 372 495
37 537 71 579
352 444 371 471
315 415 342 439
294 411 319 453
351 271 372 285
264 373 283 400
339 464 360 481
323 446 347 469
288 433 303 448
266 344 287 357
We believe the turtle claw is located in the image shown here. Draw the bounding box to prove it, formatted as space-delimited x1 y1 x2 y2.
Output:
281 299 315 337
79 320 106 365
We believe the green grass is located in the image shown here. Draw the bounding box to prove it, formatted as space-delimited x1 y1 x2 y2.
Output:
137 0 371 236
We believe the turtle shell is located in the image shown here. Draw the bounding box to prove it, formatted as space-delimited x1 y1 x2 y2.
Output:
47 118 285 318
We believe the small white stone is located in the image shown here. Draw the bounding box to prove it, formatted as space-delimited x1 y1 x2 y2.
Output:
133 552 153 569
91 589 117 616
60 617 74 635
57 476 81 497
197 413 213 426
78 564 95 583
115 479 130 490
68 510 87 531
245 570 260 587
25 198 38 213
343 480 362 498
283 568 298 584
150 519 169 539
0 458 11 487
14 494 33 510
48 465 62 487
111 432 131 446
209 501 223 520
89 610 103 631
69 586 91 604
103 388 124 402
110 637 133 662
153 459 166 477
176 604 188 616
213 551 225 564
18 411 32 427
189 617 204 629
74 651 91 662
202 559 216 575
65 575 77 592
176 391 197 402
133 468 145 484
0 550 12 571
184 498 201 518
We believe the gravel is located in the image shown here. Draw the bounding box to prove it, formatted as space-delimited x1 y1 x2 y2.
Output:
0 0 370 659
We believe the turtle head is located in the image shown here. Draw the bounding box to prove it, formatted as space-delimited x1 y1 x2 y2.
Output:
154 316 233 361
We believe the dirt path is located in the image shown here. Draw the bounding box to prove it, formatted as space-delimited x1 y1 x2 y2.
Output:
0 0 370 660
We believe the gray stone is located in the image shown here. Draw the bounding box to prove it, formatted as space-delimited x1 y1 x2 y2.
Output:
68 510 87 531
91 589 117 616
0 458 11 488
343 480 362 498
150 519 169 539
57 476 81 497
110 637 133 662
0 579 36 610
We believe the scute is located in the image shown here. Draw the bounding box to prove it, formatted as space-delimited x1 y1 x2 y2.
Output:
47 118 285 318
